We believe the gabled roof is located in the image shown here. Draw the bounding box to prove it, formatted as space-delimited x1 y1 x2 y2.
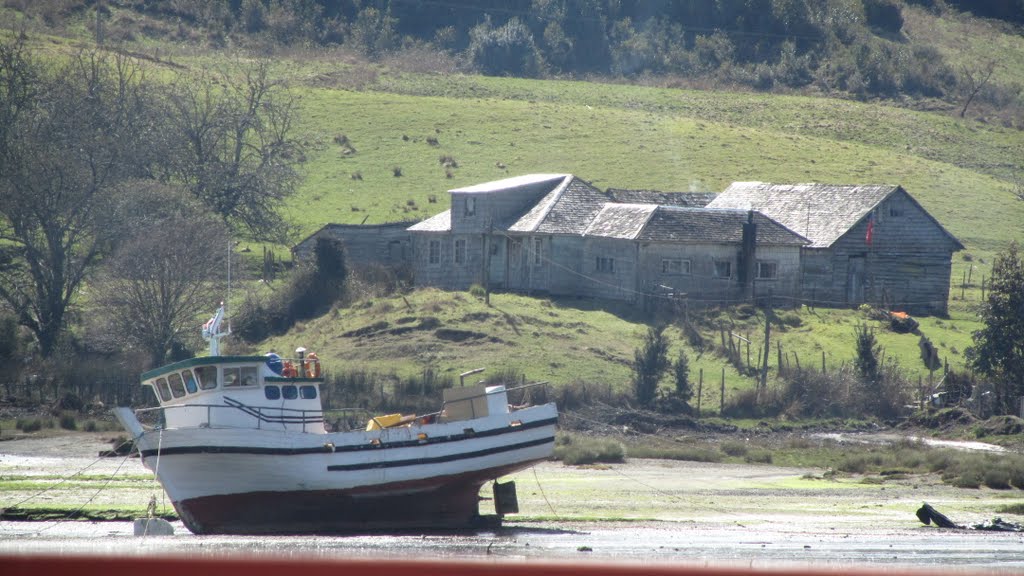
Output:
508 176 608 235
607 189 716 208
406 209 451 232
638 207 809 245
708 182 915 248
449 173 569 194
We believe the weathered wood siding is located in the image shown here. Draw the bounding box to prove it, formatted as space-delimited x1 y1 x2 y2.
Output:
451 186 551 234
637 243 740 304
801 191 959 314
576 237 638 302
411 233 484 290
292 223 414 268
505 234 552 293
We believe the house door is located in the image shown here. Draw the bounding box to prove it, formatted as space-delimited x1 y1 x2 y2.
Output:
847 256 865 306
507 238 525 290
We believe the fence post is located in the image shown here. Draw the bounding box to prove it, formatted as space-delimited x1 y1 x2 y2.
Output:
720 367 725 415
697 368 703 416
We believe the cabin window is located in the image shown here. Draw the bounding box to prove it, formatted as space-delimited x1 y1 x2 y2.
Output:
757 261 778 280
282 385 298 400
428 240 440 265
889 206 904 217
662 259 690 275
223 367 241 387
167 372 186 398
714 260 732 278
264 386 281 400
533 238 543 265
181 370 198 394
596 256 615 273
464 196 476 216
240 366 258 387
195 365 217 390
300 385 318 399
454 238 466 265
155 378 172 402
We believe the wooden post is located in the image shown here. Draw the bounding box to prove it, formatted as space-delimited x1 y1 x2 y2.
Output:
961 269 966 299
822 350 826 374
697 368 703 416
720 367 725 415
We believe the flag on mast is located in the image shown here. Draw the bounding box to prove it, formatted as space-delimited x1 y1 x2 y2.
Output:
865 211 875 246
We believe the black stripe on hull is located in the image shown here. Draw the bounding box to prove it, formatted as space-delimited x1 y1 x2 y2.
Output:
173 459 545 535
140 416 558 458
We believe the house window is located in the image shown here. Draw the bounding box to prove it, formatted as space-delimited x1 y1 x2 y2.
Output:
454 238 466 265
464 197 476 216
713 260 732 278
428 240 440 265
596 256 615 273
661 259 691 275
757 261 778 280
533 238 543 265
889 206 903 217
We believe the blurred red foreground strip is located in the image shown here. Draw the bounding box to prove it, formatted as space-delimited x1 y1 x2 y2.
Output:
3 555 941 576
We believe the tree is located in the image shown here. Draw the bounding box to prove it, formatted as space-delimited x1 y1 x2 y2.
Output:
958 60 997 118
0 42 160 356
161 60 302 243
86 184 230 367
968 242 1024 414
633 325 669 406
672 348 693 402
854 324 880 383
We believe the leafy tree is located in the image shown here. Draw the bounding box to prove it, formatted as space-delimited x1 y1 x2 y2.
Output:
968 242 1024 414
467 16 544 77
0 42 160 356
86 184 230 367
633 325 669 406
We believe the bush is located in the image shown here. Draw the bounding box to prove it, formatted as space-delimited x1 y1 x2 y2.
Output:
468 284 486 298
554 434 625 465
58 412 77 431
17 418 42 433
720 440 748 457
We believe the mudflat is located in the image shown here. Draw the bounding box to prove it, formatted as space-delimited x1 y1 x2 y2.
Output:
1 431 1022 571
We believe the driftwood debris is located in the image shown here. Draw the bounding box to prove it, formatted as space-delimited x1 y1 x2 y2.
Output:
916 502 1023 532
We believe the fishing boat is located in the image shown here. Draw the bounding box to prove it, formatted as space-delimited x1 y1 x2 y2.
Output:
114 305 558 535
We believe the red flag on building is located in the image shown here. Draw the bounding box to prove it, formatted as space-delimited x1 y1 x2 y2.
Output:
865 211 875 246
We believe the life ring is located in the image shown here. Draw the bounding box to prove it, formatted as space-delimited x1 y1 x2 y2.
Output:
282 360 298 378
305 353 321 378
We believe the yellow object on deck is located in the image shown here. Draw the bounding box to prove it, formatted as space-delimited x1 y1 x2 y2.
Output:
366 413 405 431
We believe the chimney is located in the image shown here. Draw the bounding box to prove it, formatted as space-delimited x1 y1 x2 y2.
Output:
740 210 757 301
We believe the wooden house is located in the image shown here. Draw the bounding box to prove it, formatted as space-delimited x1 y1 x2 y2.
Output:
707 182 963 314
408 174 808 305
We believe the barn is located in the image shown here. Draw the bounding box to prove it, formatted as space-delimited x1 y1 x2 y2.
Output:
707 182 963 314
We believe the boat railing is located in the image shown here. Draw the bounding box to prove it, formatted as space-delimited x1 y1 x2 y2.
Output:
135 403 365 433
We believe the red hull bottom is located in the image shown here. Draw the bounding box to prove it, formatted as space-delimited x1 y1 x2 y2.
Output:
173 461 536 535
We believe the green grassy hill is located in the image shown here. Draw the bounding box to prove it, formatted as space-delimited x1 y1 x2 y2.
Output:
5 8 1024 410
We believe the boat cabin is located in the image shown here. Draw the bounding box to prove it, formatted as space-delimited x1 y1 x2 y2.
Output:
140 353 325 433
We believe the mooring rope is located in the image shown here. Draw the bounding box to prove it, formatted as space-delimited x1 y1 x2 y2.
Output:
532 466 557 516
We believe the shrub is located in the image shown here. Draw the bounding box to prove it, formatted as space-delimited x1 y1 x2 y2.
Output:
720 440 748 457
17 418 42 433
58 412 77 431
468 284 486 298
744 449 773 464
626 443 723 463
554 434 625 465
983 466 1013 490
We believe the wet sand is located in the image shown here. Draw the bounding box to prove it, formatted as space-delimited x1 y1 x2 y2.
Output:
2 432 1023 572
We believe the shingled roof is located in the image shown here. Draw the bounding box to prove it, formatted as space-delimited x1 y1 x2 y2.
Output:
708 182 901 248
638 207 809 245
583 204 658 239
508 176 608 234
407 209 451 232
607 189 716 208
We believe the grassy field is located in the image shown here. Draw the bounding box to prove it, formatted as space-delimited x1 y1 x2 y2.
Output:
5 23 1024 411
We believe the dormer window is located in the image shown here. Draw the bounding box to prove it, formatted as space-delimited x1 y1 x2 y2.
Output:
464 197 476 216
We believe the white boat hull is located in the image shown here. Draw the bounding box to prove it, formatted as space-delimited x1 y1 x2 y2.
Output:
123 404 558 534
